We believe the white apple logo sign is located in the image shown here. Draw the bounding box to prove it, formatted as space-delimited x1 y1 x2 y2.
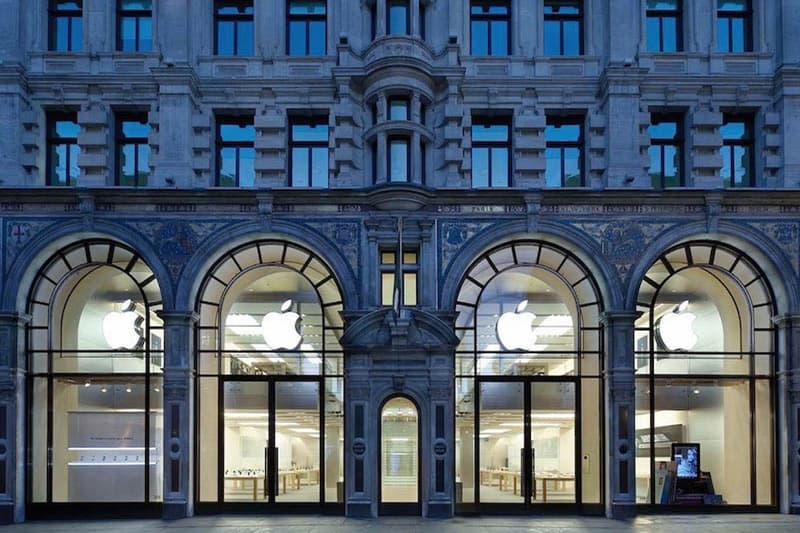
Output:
655 300 698 351
102 299 144 350
261 299 302 350
496 300 538 351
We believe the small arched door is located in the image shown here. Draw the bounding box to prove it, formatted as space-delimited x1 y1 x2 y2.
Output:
379 396 421 515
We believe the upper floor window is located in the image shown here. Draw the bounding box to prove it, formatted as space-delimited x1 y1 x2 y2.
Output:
545 115 583 187
290 115 329 187
721 113 754 187
116 113 151 186
49 1 83 52
544 0 582 56
47 111 80 186
717 0 752 53
216 115 255 187
380 248 418 307
470 1 509 56
389 97 409 121
471 115 510 188
288 0 326 55
648 113 683 188
117 0 152 52
387 0 410 35
215 0 254 56
646 0 682 52
388 136 410 182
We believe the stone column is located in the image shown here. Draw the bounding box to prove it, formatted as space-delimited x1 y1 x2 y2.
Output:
158 311 198 520
410 0 420 37
0 312 29 524
376 0 386 38
602 70 647 187
774 314 800 514
601 311 639 519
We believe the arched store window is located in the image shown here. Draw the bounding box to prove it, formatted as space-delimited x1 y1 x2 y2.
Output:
194 240 345 508
634 240 776 508
27 239 164 505
453 240 604 510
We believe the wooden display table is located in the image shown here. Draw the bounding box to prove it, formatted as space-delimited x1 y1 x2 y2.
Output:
225 475 263 500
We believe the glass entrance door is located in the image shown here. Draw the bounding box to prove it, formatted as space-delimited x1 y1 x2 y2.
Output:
476 379 577 508
222 379 321 504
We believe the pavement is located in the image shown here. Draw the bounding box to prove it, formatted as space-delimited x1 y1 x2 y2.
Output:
2 514 800 532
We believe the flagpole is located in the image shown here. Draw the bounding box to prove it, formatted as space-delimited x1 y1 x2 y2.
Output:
393 215 403 316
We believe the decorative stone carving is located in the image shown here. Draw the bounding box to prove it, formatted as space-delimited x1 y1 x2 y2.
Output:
439 221 498 281
746 221 800 274
303 220 360 276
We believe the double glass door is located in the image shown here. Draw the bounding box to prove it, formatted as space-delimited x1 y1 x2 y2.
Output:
222 379 321 503
477 379 577 507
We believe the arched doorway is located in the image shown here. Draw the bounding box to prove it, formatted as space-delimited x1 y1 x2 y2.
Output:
194 239 345 511
379 395 421 515
633 240 776 510
26 239 164 515
453 240 604 513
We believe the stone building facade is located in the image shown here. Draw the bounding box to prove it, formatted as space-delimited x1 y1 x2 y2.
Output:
0 0 799 523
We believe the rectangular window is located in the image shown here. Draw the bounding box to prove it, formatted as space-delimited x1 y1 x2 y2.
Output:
544 0 583 56
380 248 418 307
216 115 255 187
648 113 683 188
471 115 510 188
388 97 409 121
116 113 151 186
288 0 326 56
214 0 254 56
118 0 152 52
721 113 754 187
47 111 80 186
717 0 752 53
49 1 83 52
387 0 410 36
545 115 583 187
388 136 409 182
646 0 682 52
470 1 509 56
290 115 329 187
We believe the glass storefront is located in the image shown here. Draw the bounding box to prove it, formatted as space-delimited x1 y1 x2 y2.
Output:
195 240 344 508
634 241 775 508
454 241 603 511
380 397 419 504
27 240 164 506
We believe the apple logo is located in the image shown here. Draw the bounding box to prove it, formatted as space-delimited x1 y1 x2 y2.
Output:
261 299 302 350
655 300 698 351
102 299 144 350
496 300 538 351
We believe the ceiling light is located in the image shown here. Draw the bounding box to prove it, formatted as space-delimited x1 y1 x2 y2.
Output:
225 314 262 336
481 428 510 435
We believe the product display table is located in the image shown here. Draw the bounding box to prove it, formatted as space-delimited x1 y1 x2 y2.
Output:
533 475 576 502
225 475 263 500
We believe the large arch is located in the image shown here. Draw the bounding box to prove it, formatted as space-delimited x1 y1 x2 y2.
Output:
175 220 359 311
440 220 624 313
631 236 780 510
3 220 175 313
624 221 798 313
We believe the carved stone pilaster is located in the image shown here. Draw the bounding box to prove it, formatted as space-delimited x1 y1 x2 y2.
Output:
156 311 197 520
773 313 800 513
601 310 639 519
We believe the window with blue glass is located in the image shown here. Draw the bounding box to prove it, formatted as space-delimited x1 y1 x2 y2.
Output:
49 1 83 52
388 136 410 182
471 116 510 188
470 1 510 56
46 111 80 186
646 0 682 52
387 0 410 36
545 115 583 187
648 113 683 188
544 1 582 56
717 0 752 53
116 113 150 186
721 113 754 187
117 1 152 52
290 115 329 187
389 97 409 121
288 0 326 55
216 115 255 187
214 0 254 56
